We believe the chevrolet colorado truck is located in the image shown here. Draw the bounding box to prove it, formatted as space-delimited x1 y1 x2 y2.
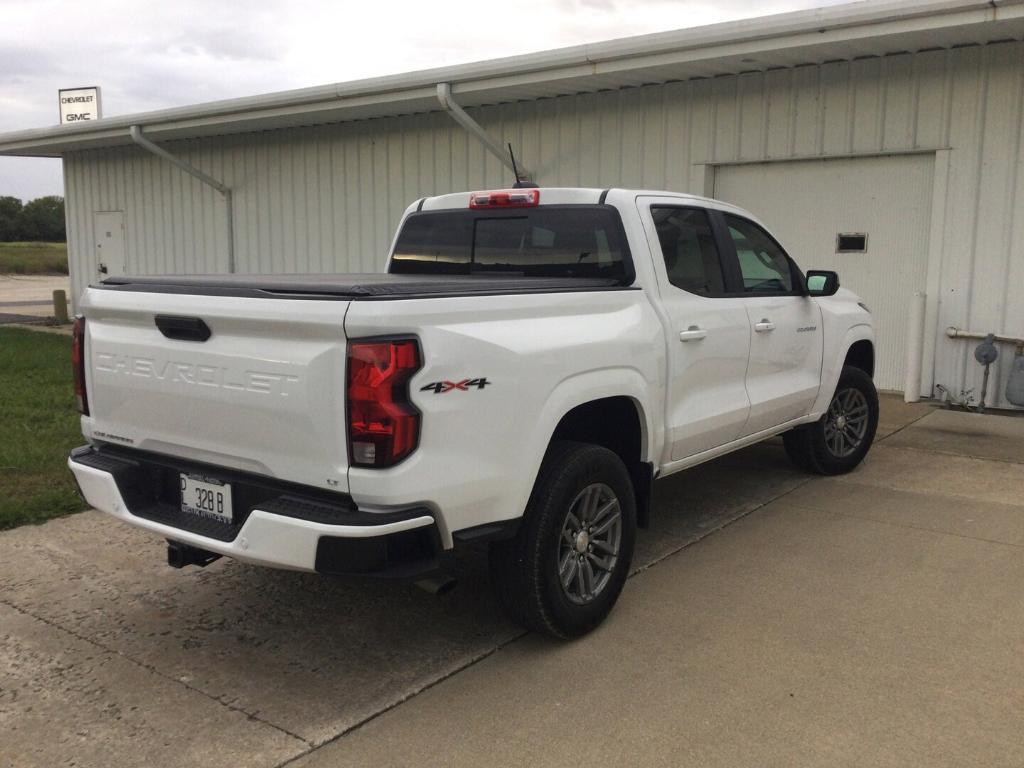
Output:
68 187 877 638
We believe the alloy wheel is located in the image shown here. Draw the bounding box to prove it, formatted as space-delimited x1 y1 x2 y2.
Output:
823 387 870 458
557 482 622 605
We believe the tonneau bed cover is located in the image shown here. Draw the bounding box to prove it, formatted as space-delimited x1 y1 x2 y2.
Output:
97 273 626 300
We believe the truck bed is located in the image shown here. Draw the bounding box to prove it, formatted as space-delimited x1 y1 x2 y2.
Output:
98 273 626 300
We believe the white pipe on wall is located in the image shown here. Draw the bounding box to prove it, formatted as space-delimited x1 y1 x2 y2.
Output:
904 291 927 403
945 326 1024 350
436 83 529 180
129 125 235 273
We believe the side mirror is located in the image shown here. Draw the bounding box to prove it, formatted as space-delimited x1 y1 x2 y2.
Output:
805 270 839 297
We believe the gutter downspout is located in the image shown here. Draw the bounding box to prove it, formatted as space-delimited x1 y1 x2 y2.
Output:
129 125 235 273
436 83 529 180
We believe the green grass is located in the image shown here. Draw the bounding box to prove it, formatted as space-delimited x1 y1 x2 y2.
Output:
0 327 88 529
0 242 68 274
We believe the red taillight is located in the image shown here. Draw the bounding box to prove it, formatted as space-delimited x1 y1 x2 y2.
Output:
469 189 540 209
72 316 89 415
346 339 421 468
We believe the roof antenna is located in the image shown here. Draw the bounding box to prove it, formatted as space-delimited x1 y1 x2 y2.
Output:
508 143 537 189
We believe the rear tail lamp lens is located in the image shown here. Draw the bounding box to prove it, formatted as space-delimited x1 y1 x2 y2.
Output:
72 316 89 415
346 339 421 468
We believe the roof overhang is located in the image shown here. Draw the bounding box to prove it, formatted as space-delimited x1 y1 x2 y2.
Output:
2 0 1023 157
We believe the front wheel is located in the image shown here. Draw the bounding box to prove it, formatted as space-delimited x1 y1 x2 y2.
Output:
783 365 879 475
489 441 636 639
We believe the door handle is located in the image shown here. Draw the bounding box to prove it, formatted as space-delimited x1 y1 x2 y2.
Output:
754 319 775 333
679 326 708 342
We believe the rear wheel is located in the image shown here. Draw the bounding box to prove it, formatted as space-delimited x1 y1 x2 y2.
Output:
783 365 879 475
489 441 636 639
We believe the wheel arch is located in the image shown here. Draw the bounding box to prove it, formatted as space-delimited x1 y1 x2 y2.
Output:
548 395 654 529
810 323 875 417
844 339 875 378
451 368 660 545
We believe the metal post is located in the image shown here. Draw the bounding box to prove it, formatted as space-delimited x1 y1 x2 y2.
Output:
52 289 69 324
129 125 235 272
904 291 926 403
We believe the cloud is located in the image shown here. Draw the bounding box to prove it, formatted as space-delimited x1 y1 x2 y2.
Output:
0 47 62 83
0 0 849 198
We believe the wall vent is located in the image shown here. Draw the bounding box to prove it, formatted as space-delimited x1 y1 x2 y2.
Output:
836 233 868 253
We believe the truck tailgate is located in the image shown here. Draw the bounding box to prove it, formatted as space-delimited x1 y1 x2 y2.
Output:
80 288 351 493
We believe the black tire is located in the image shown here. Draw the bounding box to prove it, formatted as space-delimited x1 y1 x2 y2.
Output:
783 365 879 475
489 441 637 639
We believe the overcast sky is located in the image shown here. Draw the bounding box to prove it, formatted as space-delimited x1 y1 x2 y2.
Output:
0 0 850 201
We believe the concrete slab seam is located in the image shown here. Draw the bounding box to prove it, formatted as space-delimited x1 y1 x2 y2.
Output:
633 476 816 577
270 631 528 768
785 502 1024 550
0 595 311 748
875 408 938 443
871 441 1024 466
276 475 827 768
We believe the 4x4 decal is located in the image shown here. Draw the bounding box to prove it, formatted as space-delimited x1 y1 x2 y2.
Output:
420 378 490 394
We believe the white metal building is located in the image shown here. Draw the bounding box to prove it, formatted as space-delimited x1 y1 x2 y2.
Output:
2 0 1023 407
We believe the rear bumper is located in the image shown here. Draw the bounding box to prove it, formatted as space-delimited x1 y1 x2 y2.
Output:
68 445 441 577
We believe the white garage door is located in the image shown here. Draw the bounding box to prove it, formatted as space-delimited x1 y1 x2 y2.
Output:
714 154 934 392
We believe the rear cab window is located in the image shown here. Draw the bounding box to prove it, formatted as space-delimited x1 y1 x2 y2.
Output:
390 206 633 283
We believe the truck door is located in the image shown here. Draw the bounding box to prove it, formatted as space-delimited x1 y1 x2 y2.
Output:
720 213 823 435
637 199 751 460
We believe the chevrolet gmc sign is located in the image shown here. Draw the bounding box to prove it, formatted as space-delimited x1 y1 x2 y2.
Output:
59 87 102 124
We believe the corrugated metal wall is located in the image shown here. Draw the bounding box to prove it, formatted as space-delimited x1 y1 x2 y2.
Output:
64 40 1024 408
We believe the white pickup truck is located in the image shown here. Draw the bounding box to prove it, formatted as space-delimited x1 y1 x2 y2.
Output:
69 187 876 638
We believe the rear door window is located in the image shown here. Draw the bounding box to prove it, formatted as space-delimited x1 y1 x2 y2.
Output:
650 207 726 296
391 207 632 283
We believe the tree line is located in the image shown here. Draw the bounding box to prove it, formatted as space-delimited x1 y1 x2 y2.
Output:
0 196 66 242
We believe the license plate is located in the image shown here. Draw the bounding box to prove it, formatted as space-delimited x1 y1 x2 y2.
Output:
180 474 233 523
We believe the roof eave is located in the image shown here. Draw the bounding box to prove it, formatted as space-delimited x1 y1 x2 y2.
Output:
2 0 1023 158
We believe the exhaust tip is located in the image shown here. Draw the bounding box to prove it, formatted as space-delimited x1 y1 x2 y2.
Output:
415 574 458 596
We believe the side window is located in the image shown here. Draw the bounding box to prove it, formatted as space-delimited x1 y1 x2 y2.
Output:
725 215 794 294
651 207 725 296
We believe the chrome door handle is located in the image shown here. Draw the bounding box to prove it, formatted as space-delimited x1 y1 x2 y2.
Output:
754 319 776 332
679 326 708 342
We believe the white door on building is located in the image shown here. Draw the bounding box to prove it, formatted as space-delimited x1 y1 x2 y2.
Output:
714 154 934 392
94 211 125 277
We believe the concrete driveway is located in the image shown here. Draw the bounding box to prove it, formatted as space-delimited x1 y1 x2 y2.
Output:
0 274 70 324
2 397 1022 767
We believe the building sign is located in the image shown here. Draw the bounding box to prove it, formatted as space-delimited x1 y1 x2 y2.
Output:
59 87 102 124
